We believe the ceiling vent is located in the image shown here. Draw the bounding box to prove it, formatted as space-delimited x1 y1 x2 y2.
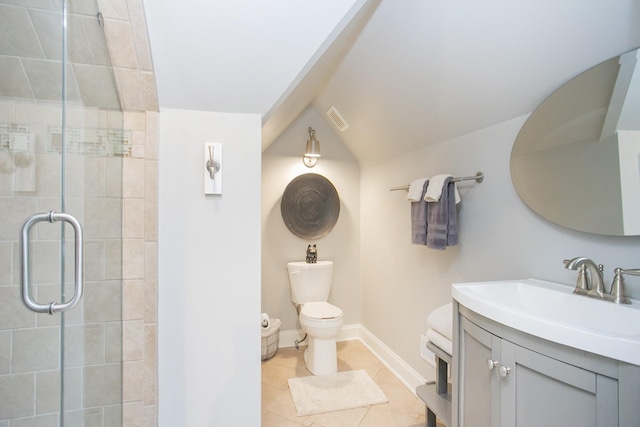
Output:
326 105 349 132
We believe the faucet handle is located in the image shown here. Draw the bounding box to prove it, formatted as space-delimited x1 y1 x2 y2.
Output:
610 268 632 304
574 264 589 294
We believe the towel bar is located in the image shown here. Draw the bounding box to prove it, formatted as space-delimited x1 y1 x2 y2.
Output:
389 172 484 192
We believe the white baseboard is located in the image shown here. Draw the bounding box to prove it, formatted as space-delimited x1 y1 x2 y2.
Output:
277 324 430 395
277 324 361 348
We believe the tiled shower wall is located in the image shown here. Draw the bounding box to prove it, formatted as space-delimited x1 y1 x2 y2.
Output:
122 110 157 427
100 0 159 423
0 104 158 426
0 0 159 424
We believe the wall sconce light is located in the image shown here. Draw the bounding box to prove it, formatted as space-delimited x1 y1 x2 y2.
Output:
303 127 321 168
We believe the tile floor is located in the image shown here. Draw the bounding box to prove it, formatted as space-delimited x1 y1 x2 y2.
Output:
262 340 446 427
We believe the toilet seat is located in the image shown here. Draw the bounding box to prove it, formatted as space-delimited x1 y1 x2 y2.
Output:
300 302 343 320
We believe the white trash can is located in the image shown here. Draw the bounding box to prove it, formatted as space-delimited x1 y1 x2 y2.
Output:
261 318 281 361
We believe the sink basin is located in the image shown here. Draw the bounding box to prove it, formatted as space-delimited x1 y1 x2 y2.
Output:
452 278 640 366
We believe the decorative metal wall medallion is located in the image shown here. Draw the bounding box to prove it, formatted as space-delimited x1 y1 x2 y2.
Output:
281 173 340 240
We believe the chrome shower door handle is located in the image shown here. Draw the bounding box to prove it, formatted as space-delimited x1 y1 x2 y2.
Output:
21 211 84 314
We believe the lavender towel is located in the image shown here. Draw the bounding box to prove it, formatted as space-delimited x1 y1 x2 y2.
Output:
426 177 458 250
410 180 429 245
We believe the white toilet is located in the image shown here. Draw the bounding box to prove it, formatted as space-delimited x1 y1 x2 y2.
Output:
287 260 343 375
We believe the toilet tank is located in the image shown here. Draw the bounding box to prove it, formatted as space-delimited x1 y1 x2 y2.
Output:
287 261 333 304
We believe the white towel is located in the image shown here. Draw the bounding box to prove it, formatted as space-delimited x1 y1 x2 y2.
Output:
424 174 461 204
427 302 452 340
426 328 453 356
407 178 429 202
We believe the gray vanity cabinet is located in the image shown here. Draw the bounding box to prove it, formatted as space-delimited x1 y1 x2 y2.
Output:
454 303 634 427
458 318 494 427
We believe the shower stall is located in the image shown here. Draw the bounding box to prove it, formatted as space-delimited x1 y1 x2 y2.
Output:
1 0 125 425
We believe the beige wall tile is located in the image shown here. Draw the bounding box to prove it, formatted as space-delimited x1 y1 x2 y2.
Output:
144 242 157 323
100 0 130 21
105 157 124 198
12 327 59 373
105 321 123 363
0 242 13 285
84 240 106 282
123 360 144 402
123 319 144 361
144 324 156 405
124 279 145 320
0 373 35 419
123 238 144 279
123 400 144 427
124 197 144 239
105 403 123 425
105 239 123 280
144 406 157 427
0 331 10 374
83 157 107 197
140 72 158 112
145 112 158 160
127 0 153 72
85 363 122 407
0 197 38 240
0 101 16 122
131 129 145 146
107 110 125 129
83 323 106 365
0 286 36 330
144 160 157 241
36 367 82 414
104 19 138 69
131 143 146 158
123 157 145 198
117 68 145 111
124 111 146 132
85 198 123 239
15 103 61 125
84 281 122 323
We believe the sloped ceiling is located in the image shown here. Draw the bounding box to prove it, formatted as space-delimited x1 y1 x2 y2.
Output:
145 0 640 166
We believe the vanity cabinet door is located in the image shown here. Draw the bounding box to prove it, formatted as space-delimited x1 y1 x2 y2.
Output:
456 312 620 427
458 317 501 427
499 340 618 427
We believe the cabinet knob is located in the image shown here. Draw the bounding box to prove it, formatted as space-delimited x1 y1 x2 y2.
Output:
499 365 511 377
486 358 499 370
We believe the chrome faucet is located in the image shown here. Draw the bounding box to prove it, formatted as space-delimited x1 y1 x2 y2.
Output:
563 257 606 298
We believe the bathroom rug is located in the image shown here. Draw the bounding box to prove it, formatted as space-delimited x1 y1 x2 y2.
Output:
288 369 388 416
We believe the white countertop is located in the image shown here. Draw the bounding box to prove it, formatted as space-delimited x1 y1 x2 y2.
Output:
452 278 640 366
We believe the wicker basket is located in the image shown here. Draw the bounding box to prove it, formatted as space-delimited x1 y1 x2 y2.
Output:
261 318 281 361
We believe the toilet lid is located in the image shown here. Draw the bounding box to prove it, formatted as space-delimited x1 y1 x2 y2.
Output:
301 302 343 320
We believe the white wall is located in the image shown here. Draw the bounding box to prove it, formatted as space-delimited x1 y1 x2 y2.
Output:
157 109 261 426
144 0 358 114
262 106 361 331
361 114 640 380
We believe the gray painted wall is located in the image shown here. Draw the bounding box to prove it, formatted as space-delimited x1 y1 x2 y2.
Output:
262 106 361 332
361 114 640 379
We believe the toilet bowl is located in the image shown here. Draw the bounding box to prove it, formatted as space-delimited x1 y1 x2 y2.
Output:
287 261 343 375
299 301 343 375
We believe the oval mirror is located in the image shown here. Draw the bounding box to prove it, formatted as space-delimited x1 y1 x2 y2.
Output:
281 173 340 240
511 47 640 236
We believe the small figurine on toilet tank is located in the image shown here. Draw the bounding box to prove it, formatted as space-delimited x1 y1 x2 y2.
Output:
306 244 317 263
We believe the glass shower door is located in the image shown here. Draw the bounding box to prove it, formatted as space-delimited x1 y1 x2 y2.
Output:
0 0 125 425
